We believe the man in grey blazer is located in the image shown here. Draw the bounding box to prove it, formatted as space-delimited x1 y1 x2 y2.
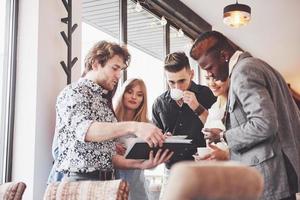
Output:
189 31 300 200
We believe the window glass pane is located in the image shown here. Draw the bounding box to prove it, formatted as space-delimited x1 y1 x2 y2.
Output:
127 0 164 60
81 0 120 72
81 22 118 70
0 0 8 183
127 0 166 190
82 0 119 40
170 26 192 54
127 0 165 117
169 26 200 83
126 45 164 117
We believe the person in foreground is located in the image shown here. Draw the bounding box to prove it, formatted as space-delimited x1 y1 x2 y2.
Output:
152 52 216 199
52 41 172 183
114 78 156 200
190 30 300 200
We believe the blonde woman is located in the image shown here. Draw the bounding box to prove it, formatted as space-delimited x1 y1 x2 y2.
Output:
115 78 149 123
194 76 230 161
114 78 155 200
202 76 230 160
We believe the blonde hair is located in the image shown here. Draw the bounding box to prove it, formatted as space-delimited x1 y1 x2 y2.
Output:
114 78 149 122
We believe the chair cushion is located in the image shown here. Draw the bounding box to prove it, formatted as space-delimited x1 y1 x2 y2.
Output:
0 182 26 200
43 180 129 200
163 161 264 200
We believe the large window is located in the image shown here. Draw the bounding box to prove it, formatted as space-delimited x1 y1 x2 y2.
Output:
126 46 164 117
82 0 167 117
81 22 118 69
82 0 119 40
127 0 165 116
170 26 199 83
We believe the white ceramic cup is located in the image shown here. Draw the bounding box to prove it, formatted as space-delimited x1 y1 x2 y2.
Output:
197 147 212 158
170 88 184 100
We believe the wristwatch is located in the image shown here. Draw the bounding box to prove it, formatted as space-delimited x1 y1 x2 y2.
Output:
194 104 205 115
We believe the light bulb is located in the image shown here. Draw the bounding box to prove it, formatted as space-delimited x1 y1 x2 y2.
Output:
177 29 184 37
135 1 143 12
160 16 167 26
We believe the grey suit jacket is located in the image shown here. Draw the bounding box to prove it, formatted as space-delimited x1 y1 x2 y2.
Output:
225 52 300 200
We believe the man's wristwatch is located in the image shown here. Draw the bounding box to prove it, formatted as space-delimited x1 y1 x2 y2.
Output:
194 104 205 115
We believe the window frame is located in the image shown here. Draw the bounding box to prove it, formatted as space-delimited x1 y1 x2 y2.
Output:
0 0 19 183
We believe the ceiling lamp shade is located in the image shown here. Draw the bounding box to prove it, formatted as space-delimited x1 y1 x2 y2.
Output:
223 1 251 28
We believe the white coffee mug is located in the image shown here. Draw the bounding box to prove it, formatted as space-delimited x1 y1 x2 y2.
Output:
197 147 212 158
170 88 184 100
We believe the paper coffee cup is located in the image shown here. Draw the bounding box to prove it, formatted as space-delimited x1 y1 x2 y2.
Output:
170 88 184 100
197 147 212 158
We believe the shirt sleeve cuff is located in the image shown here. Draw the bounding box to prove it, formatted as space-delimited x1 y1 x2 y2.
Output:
75 120 94 142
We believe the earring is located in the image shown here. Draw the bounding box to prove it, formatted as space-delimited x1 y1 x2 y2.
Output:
225 59 228 62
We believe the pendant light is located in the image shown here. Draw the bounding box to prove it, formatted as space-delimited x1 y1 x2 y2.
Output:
223 0 251 28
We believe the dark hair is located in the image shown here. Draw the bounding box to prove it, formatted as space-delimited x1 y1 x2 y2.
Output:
164 52 190 73
82 41 131 77
190 31 235 60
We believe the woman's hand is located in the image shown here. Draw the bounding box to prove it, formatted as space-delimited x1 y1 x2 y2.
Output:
193 143 229 161
140 149 174 169
206 143 230 160
202 128 223 143
193 153 203 162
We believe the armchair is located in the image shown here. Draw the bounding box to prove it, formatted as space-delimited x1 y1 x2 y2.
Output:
0 181 26 200
163 161 264 200
43 179 129 200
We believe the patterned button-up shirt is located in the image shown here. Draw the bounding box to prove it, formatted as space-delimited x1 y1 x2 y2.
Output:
55 78 117 173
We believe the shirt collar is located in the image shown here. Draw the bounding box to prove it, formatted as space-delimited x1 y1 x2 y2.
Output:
229 50 243 77
79 78 108 95
188 81 198 93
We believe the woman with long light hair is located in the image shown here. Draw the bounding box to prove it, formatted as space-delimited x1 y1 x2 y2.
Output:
115 78 149 123
114 78 151 200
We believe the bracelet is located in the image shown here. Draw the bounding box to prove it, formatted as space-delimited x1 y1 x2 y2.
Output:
220 131 226 142
194 104 205 116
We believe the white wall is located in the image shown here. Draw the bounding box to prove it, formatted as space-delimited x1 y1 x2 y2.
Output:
13 0 81 199
181 0 300 93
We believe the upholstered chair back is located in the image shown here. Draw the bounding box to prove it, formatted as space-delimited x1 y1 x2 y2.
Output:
44 180 129 200
163 161 264 200
0 181 26 200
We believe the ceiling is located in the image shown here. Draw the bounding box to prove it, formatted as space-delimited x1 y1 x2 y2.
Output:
180 0 300 91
